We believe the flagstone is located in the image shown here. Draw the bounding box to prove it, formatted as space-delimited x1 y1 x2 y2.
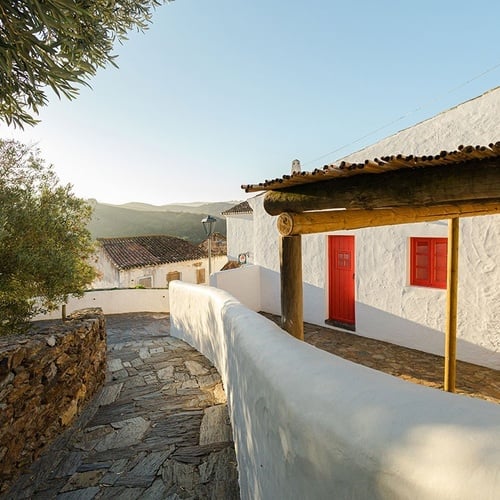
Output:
138 347 150 359
56 486 101 500
60 470 106 492
4 313 239 499
199 405 233 445
185 360 209 376
107 358 123 372
157 365 175 380
97 383 123 406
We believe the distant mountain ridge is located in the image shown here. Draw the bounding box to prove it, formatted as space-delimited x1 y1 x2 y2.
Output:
117 201 242 214
88 200 240 244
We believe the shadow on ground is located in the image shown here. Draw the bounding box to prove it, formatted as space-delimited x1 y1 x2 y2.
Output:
4 313 240 500
263 313 500 404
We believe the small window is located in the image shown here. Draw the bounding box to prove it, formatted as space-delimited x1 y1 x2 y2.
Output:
410 237 447 289
337 251 351 270
196 268 206 284
167 271 181 286
137 276 152 288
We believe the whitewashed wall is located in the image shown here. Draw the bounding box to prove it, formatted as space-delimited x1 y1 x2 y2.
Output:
224 89 500 369
247 196 282 315
92 247 119 288
33 288 170 320
210 255 229 275
338 86 500 163
170 282 500 500
227 196 500 369
210 264 261 311
355 217 500 369
92 255 228 289
333 86 500 368
248 196 279 270
225 213 254 263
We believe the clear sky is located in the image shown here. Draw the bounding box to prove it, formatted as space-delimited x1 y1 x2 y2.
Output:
2 0 500 205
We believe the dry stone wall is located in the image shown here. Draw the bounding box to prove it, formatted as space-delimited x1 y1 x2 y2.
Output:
0 308 106 493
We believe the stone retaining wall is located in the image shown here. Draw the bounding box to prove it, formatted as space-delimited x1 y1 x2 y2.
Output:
0 308 106 493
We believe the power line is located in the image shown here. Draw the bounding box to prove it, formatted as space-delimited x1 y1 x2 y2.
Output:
301 62 500 168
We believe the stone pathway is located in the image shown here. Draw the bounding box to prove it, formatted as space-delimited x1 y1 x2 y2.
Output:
263 313 500 404
4 313 239 500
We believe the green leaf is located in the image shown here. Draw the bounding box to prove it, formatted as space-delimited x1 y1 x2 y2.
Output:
0 0 169 128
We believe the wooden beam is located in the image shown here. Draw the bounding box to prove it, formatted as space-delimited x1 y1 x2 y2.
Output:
444 218 459 393
279 235 303 340
264 159 500 215
277 200 500 235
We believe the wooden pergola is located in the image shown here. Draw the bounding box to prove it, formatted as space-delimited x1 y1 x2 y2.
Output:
243 143 500 392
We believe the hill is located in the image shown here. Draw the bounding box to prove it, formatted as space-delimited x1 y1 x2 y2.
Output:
88 201 238 244
118 201 239 215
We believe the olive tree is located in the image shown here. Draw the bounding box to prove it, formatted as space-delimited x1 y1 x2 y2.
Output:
0 0 167 128
0 139 97 334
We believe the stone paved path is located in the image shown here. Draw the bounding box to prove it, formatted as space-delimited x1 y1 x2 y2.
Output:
263 313 500 404
4 313 239 500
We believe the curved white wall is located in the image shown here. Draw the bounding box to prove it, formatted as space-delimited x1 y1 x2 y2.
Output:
170 281 500 500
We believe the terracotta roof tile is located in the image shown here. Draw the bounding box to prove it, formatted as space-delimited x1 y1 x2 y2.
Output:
220 260 241 271
221 200 253 215
198 232 227 256
98 235 206 270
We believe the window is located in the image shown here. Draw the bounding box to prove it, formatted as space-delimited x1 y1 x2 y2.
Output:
410 237 447 289
196 268 206 284
337 251 352 270
137 276 152 288
167 271 181 287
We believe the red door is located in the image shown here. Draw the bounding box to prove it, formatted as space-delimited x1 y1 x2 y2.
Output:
328 236 355 327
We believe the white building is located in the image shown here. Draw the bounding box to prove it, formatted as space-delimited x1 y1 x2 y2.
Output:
217 87 500 369
93 235 227 289
221 201 254 264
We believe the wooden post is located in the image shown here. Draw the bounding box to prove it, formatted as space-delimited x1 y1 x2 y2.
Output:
280 235 304 340
444 217 459 392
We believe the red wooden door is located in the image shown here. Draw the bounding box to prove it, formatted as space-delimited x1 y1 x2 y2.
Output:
328 236 355 327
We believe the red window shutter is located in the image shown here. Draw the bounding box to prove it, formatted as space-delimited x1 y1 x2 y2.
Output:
410 237 447 289
433 240 448 288
412 239 430 285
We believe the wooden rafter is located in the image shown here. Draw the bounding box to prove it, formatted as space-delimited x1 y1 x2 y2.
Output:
264 159 500 216
277 200 500 236
243 142 500 194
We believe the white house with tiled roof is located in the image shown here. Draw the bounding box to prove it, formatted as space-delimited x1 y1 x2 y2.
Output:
216 87 500 369
221 201 254 265
93 235 222 289
198 232 228 257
